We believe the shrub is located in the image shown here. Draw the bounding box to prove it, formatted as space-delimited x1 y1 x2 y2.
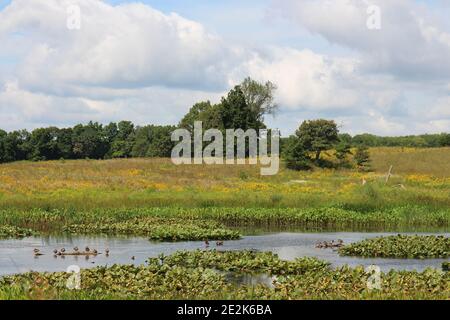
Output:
354 146 371 171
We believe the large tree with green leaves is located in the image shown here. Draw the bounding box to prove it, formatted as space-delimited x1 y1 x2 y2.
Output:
240 77 278 123
283 136 312 171
109 121 135 158
179 101 222 132
72 122 108 159
219 85 260 131
29 127 60 161
131 125 176 158
296 119 339 162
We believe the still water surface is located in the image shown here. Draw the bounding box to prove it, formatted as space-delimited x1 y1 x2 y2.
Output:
0 232 448 276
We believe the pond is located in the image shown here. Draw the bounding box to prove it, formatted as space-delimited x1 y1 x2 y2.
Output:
0 232 448 277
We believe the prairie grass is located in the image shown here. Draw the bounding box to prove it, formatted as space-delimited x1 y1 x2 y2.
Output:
0 148 448 234
0 148 449 211
369 147 450 177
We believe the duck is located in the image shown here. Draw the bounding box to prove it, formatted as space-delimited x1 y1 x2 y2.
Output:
105 248 110 255
93 249 98 255
73 247 79 252
131 256 135 260
61 248 66 253
85 247 90 253
53 249 58 254
216 241 224 246
33 248 43 256
204 240 210 247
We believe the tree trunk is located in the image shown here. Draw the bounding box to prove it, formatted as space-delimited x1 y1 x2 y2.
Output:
315 150 321 162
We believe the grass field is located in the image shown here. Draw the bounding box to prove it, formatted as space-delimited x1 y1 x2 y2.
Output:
0 147 449 213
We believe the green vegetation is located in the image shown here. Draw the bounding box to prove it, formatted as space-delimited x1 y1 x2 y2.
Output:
0 250 448 300
154 250 330 275
64 218 240 241
0 225 36 239
0 78 278 164
443 262 449 271
350 133 450 148
1 206 448 235
339 235 449 259
354 146 371 171
0 74 448 301
284 119 366 170
296 119 340 163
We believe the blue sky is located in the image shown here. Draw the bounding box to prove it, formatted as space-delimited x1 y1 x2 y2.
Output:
0 0 449 135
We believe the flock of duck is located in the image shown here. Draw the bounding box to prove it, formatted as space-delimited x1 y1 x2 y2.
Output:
32 239 340 261
32 241 224 259
204 240 224 248
315 239 344 249
33 247 110 257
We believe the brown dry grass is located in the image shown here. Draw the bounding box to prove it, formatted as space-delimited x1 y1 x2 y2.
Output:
370 147 450 177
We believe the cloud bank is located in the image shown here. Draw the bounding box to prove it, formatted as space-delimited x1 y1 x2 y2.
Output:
0 0 448 135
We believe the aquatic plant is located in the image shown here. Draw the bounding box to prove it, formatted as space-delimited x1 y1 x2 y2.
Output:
1 205 448 234
0 225 36 239
0 250 448 300
272 266 449 300
443 262 449 271
63 218 241 241
147 250 330 275
339 235 449 259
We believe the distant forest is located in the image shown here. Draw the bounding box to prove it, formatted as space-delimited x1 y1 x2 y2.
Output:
1 121 449 164
1 77 449 163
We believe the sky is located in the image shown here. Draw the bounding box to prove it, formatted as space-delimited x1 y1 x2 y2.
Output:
0 0 449 136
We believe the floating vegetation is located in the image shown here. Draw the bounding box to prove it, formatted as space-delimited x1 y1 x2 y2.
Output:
64 218 241 241
0 250 448 300
147 250 331 275
0 225 36 239
443 262 449 271
339 235 450 259
272 266 449 300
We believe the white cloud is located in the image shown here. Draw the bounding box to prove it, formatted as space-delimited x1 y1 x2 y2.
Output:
0 0 448 136
426 97 450 119
273 0 450 79
1 0 237 93
0 80 222 131
235 48 360 110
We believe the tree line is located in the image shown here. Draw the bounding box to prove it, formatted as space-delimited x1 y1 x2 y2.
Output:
0 77 277 163
338 132 450 148
0 122 176 162
0 77 449 164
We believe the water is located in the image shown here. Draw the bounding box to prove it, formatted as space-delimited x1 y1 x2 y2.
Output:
0 232 448 277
